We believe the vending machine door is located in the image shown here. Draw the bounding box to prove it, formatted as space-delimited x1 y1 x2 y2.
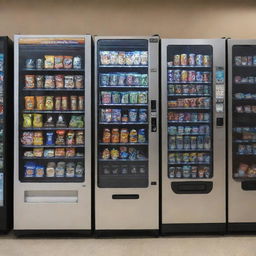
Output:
228 39 256 232
14 35 92 234
94 36 159 234
161 39 226 234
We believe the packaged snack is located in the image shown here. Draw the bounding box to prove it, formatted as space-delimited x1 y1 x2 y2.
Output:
138 129 146 143
21 132 33 145
66 148 75 157
24 151 34 158
109 73 118 86
102 108 112 122
118 73 126 86
102 148 110 159
54 56 64 69
44 55 54 69
24 162 36 177
100 51 111 65
120 147 129 159
99 73 109 87
111 148 119 160
70 96 78 110
66 131 75 145
75 75 83 88
103 128 111 143
64 76 75 88
117 52 126 65
25 75 35 88
25 59 35 69
140 74 148 86
112 109 121 122
75 131 84 145
129 92 138 104
140 51 148 65
69 115 84 128
133 51 141 65
35 165 45 177
129 129 138 143
46 162 56 177
25 96 35 110
44 115 55 127
33 114 43 128
33 132 43 146
101 91 112 104
75 162 84 178
126 73 134 86
138 92 148 104
23 114 32 128
125 52 134 66
55 75 64 88
56 162 65 177
111 128 120 143
73 56 82 69
133 74 140 86
120 129 129 143
33 148 43 157
129 109 138 122
55 148 65 157
36 75 44 88
66 162 75 177
109 51 118 65
61 96 68 110
121 92 129 104
45 96 54 110
138 109 147 122
63 56 73 69
44 149 55 158
55 96 61 110
36 58 44 69
36 96 45 110
128 147 137 160
78 96 84 111
112 92 121 104
55 130 65 145
46 132 54 145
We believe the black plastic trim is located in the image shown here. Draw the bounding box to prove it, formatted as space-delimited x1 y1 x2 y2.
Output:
95 229 159 237
228 223 256 233
171 181 213 194
112 194 139 200
241 181 256 190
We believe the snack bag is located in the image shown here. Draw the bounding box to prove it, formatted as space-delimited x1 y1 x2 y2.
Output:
23 114 32 128
46 162 56 177
24 162 36 177
111 148 119 160
35 165 45 177
75 162 84 178
138 91 148 104
111 128 120 143
63 56 73 69
36 96 45 110
100 51 111 65
55 75 64 88
44 76 55 88
33 148 43 157
73 56 82 69
103 128 111 143
54 56 64 69
69 115 84 128
129 129 138 143
21 132 33 145
55 148 65 157
75 75 83 89
25 96 35 110
120 129 129 143
75 131 84 145
140 51 148 65
56 115 67 127
25 75 35 88
33 114 43 128
44 115 55 127
36 75 44 88
66 162 75 177
46 132 54 145
66 131 75 145
45 96 54 110
64 76 75 88
44 55 54 69
66 148 75 157
56 162 65 177
55 130 65 145
33 132 43 146
120 146 129 159
44 149 54 158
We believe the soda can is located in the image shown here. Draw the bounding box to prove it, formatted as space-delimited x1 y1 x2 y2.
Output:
174 55 180 66
204 167 211 178
168 167 176 178
235 56 242 66
188 70 196 82
168 70 174 82
175 167 182 178
196 71 203 82
197 153 204 162
180 54 188 66
168 84 175 94
190 136 197 150
181 70 188 82
183 153 190 162
191 112 198 122
168 153 176 163
183 84 190 94
190 152 197 162
196 54 203 66
183 166 191 178
168 126 177 135
188 54 196 66
191 166 198 178
174 70 181 82
248 56 253 66
184 136 190 150
253 56 256 66
169 136 176 150
203 72 211 83
176 135 184 150
184 126 192 134
176 153 183 163
203 55 211 67
241 56 248 66
197 136 204 149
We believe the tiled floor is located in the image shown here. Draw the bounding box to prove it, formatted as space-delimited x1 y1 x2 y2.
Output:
0 233 255 256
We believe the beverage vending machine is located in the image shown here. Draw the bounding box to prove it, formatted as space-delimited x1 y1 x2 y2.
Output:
0 37 13 232
228 39 256 232
161 39 226 234
14 35 92 235
94 36 159 235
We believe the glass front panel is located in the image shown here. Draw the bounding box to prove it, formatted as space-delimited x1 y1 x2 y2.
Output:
232 45 256 180
97 39 149 188
166 45 213 179
19 37 86 182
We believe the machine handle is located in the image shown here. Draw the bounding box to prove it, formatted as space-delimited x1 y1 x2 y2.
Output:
112 194 139 200
151 100 157 132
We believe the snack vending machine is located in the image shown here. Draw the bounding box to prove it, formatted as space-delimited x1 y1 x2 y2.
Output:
0 37 13 232
14 35 92 234
94 36 159 235
228 40 256 232
161 39 226 234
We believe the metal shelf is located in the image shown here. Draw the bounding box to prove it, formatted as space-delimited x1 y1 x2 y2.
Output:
168 107 210 110
23 110 84 114
22 68 84 72
99 86 148 89
99 122 148 125
168 82 211 85
22 127 84 131
99 65 148 68
98 159 148 162
23 156 84 160
21 177 84 183
168 65 211 69
23 88 84 92
21 145 84 148
99 142 148 146
99 104 148 107
168 94 210 97
168 162 210 165
168 121 210 124
169 149 211 152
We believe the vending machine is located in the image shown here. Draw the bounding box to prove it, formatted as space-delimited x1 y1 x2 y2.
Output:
14 35 92 235
94 36 159 235
161 39 226 234
0 37 13 232
228 39 256 232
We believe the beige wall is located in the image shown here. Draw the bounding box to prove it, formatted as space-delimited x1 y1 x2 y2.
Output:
0 0 256 39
